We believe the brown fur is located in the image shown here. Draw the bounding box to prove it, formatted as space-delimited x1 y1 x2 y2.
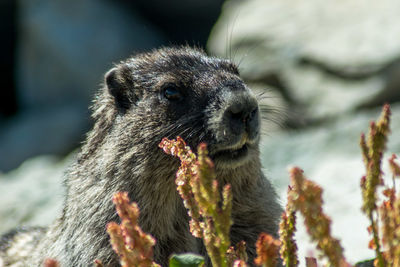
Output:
0 46 282 266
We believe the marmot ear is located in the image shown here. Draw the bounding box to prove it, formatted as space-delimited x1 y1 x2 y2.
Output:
105 66 136 110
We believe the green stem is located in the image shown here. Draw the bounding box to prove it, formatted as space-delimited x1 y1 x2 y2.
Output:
369 213 385 267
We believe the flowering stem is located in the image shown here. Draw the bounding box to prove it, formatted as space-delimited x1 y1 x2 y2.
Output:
279 187 298 267
369 213 384 267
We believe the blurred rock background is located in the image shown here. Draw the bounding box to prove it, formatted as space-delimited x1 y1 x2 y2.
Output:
1 0 400 265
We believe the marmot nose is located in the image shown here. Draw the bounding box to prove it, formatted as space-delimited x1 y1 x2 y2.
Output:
225 95 259 139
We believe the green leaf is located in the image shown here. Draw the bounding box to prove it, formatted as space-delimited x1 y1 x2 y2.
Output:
169 253 205 267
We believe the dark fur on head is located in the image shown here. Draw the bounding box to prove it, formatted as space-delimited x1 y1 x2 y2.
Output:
0 46 282 267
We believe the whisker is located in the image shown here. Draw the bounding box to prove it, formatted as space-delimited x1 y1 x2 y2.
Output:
235 41 262 69
156 113 204 141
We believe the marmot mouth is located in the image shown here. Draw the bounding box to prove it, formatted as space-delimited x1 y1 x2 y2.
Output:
210 144 250 166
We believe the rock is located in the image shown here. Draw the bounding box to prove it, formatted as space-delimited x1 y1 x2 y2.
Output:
260 103 400 264
0 154 70 234
208 0 400 119
0 104 89 171
0 0 167 171
127 0 225 46
17 0 165 109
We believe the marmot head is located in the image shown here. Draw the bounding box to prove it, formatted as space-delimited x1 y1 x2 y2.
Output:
93 46 260 170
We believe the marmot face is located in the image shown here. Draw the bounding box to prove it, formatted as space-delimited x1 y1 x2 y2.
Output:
104 47 260 169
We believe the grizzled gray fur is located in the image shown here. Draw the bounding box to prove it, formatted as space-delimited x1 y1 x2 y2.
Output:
0 47 282 266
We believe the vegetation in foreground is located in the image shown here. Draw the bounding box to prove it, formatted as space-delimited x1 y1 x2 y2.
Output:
46 105 400 267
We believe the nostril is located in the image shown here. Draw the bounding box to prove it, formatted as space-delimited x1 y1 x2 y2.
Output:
245 107 259 139
227 103 245 119
225 108 246 136
248 107 258 121
224 97 259 137
230 110 244 121
242 107 258 124
228 106 258 124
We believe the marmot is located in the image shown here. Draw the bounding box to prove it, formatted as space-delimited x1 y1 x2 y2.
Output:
0 47 282 266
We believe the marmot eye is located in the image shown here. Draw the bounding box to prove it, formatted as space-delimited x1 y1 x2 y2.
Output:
163 85 182 101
